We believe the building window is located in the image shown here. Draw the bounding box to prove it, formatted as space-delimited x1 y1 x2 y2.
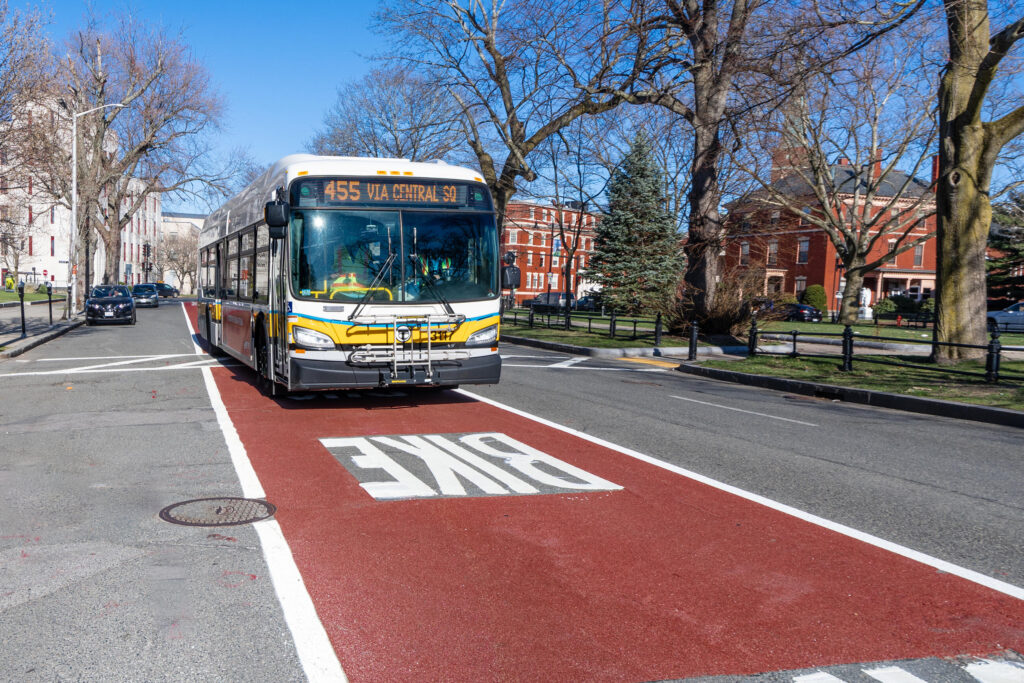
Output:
797 238 809 264
770 211 780 226
50 236 55 256
50 207 54 224
27 177 32 194
509 230 517 244
914 243 924 267
767 241 778 266
28 236 32 255
795 276 807 294
740 242 749 266
888 239 897 253
27 206 32 223
526 252 533 265
0 177 6 193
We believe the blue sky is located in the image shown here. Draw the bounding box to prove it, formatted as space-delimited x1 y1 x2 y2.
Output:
41 0 381 211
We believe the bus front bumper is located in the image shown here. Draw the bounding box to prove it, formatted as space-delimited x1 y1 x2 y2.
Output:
287 353 501 391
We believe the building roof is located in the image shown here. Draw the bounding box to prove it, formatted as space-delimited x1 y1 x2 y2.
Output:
163 211 208 219
772 164 933 199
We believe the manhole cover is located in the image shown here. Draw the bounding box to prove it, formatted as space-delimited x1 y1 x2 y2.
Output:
159 497 276 527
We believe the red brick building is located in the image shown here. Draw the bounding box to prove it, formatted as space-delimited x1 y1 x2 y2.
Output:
500 200 600 306
723 157 938 313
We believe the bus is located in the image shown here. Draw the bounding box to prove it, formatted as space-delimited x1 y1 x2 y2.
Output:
196 154 502 394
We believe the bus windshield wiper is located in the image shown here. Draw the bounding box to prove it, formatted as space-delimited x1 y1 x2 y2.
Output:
348 251 396 321
410 254 456 317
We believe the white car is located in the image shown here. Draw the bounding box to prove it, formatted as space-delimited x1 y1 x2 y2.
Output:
987 302 1024 332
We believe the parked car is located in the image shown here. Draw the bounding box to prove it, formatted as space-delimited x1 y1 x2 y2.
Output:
574 295 601 312
525 291 575 313
146 282 179 298
784 303 823 323
85 285 136 325
131 283 160 308
987 302 1024 332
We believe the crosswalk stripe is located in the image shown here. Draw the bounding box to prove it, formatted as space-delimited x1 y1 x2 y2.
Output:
863 666 929 682
794 673 846 683
964 660 1024 683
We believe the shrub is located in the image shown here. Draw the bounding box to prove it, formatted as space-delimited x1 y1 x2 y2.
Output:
800 284 827 313
887 294 919 312
873 297 897 315
920 297 935 314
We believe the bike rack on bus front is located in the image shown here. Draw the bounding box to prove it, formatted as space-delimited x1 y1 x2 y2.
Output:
347 313 468 382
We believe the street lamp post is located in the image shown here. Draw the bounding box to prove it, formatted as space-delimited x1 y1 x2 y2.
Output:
68 103 124 315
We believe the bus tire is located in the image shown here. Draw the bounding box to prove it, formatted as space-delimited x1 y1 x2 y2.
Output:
255 329 276 397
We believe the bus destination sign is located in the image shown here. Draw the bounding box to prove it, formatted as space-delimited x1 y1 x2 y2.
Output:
293 177 490 210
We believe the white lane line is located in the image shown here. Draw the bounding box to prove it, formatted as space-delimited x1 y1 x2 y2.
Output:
35 353 198 362
182 302 204 356
0 359 232 378
670 394 818 426
457 389 1024 601
503 363 664 372
548 357 588 368
185 304 347 682
964 660 1024 683
863 666 929 683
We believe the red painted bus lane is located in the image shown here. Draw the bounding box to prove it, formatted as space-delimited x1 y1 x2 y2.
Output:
205 362 1023 682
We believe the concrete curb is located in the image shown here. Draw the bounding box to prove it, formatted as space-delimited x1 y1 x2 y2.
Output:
0 319 85 359
0 298 68 308
675 363 1024 429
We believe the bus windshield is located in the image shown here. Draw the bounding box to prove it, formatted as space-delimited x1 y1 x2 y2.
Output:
290 209 498 304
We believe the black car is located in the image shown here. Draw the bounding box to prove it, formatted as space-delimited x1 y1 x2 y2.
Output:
784 303 823 323
85 285 136 325
525 292 575 313
574 295 601 312
146 282 179 298
131 283 160 308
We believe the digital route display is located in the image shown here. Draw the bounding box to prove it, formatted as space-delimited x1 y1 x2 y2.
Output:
292 177 491 210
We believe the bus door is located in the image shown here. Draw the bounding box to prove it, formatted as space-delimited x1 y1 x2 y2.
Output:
272 240 289 381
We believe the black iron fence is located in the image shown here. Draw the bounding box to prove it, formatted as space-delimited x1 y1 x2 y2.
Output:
501 308 666 345
747 317 1024 384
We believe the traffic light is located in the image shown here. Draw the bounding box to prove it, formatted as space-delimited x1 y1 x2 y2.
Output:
143 243 151 259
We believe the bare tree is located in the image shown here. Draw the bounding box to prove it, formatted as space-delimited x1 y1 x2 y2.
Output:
584 0 927 327
0 1 49 141
935 1 1024 360
309 66 466 161
737 25 940 324
374 0 641 222
29 13 234 303
162 230 198 294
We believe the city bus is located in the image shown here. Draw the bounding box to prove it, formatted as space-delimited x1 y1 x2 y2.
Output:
196 154 501 394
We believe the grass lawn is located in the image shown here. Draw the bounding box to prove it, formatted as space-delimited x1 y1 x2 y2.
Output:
699 354 1024 411
500 319 691 349
0 290 66 303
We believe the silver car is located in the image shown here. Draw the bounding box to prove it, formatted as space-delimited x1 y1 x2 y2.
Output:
131 283 160 308
987 302 1024 332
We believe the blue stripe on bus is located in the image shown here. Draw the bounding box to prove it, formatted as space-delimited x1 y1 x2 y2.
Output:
290 312 498 328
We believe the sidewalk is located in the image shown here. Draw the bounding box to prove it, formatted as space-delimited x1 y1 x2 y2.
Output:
501 333 1024 429
0 300 83 359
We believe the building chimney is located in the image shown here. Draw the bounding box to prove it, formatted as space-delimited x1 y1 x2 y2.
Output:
931 154 940 189
873 149 884 179
838 157 850 166
770 147 807 183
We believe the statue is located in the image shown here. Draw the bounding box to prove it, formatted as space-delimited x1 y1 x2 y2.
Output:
859 287 872 308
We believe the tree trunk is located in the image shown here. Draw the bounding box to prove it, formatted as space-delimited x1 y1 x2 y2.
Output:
839 266 867 326
685 111 724 322
934 0 994 363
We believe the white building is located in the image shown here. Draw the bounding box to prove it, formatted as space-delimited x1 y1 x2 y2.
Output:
0 104 162 291
160 211 204 294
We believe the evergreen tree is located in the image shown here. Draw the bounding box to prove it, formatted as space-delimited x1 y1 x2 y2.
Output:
986 193 1024 304
589 134 683 314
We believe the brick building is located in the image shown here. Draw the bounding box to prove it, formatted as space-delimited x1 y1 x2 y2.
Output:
722 156 938 313
500 200 600 306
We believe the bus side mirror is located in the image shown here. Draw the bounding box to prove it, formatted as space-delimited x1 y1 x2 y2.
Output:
501 265 521 289
265 200 290 238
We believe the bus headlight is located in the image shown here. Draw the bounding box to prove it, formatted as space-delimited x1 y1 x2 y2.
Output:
466 324 498 347
293 326 336 350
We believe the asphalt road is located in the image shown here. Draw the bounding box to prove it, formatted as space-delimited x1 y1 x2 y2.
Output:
472 346 1024 588
1 302 1021 682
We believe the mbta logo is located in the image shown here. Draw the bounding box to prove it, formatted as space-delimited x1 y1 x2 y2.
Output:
320 432 621 501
